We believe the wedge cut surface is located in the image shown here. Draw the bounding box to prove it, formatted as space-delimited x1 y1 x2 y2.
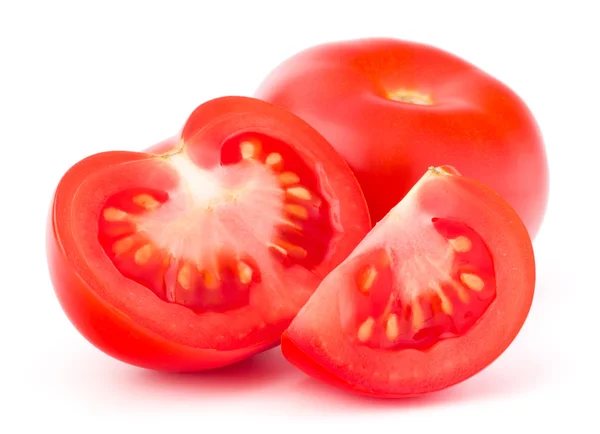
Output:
281 166 535 397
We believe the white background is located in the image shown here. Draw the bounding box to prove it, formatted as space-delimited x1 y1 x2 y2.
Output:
1 0 598 432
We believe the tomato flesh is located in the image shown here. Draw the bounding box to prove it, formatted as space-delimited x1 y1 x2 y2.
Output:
98 132 335 314
341 218 496 352
48 96 370 371
281 167 535 397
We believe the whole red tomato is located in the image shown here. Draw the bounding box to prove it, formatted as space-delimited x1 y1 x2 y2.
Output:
256 38 549 237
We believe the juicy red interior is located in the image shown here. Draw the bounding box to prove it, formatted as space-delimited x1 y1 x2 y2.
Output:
221 132 335 269
97 133 337 314
341 218 496 351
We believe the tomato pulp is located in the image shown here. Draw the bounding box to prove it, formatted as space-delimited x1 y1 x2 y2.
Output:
256 38 549 237
47 96 370 371
281 167 535 397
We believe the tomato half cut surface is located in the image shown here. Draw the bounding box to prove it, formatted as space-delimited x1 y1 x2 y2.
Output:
281 166 535 397
47 96 370 372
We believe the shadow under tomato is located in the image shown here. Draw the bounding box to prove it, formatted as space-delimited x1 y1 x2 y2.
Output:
121 346 300 398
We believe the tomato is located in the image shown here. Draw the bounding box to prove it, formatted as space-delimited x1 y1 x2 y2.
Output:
280 166 535 397
47 96 370 372
256 38 549 238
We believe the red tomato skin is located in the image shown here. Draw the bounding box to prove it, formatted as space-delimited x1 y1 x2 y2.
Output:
256 38 549 238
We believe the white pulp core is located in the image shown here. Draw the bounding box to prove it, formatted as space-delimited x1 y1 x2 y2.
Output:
137 153 285 267
357 174 456 300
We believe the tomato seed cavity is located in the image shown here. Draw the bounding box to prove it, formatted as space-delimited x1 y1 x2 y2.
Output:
341 219 496 351
98 134 335 313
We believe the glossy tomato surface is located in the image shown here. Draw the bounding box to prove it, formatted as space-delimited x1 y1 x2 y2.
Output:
256 38 549 237
47 96 370 372
281 166 535 397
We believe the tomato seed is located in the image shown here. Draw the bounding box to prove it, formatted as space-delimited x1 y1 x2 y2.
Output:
385 314 399 341
435 287 454 315
133 194 160 210
265 152 283 170
355 264 377 295
449 236 472 252
237 261 253 284
112 236 136 256
285 203 309 220
411 298 424 330
177 263 194 290
275 239 308 259
279 171 300 186
103 207 128 221
286 186 312 201
357 317 375 342
276 217 303 231
203 270 220 290
460 273 485 291
240 140 261 159
134 244 153 265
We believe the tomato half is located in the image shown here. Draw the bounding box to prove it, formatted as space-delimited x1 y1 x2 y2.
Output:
280 166 535 397
47 96 370 372
256 38 549 238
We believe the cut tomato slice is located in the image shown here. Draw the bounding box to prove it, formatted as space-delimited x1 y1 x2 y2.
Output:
281 166 535 397
47 96 370 372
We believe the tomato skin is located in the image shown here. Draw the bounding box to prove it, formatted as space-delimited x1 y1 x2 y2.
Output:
47 97 371 371
256 38 549 238
47 221 275 371
279 169 536 397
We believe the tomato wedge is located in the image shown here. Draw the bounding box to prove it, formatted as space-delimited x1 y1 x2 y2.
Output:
281 166 535 397
47 96 370 371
